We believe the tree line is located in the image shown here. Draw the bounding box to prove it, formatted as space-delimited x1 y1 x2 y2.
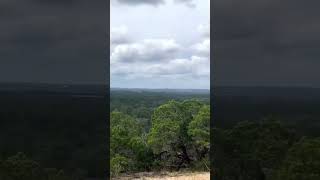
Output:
111 97 320 179
110 100 210 176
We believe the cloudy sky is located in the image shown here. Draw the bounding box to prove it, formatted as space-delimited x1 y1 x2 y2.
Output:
110 0 210 89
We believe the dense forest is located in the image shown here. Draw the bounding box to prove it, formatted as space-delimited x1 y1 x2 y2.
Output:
111 88 320 180
1 86 320 180
110 89 210 177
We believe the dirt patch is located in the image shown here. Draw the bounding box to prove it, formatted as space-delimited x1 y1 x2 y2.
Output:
113 172 210 180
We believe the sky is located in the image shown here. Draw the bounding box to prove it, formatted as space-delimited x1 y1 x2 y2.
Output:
2 0 319 88
110 0 210 89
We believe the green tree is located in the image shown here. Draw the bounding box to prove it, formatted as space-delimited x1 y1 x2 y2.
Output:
188 105 210 150
148 100 206 169
110 154 129 177
110 111 153 175
188 105 210 170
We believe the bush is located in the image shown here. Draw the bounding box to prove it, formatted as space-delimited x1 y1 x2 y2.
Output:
110 154 130 177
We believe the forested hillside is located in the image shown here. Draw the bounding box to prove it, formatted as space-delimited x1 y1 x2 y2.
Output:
110 89 320 179
111 89 210 132
110 89 210 177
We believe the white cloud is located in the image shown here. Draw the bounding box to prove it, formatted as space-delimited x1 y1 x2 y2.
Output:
111 39 181 63
110 25 129 45
192 38 210 56
174 0 196 8
112 0 165 6
197 23 210 37
146 59 192 75
112 54 209 79
145 56 209 77
112 0 196 7
110 27 210 82
189 56 210 77
111 1 210 88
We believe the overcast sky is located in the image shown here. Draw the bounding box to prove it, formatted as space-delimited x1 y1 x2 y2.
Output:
110 0 210 89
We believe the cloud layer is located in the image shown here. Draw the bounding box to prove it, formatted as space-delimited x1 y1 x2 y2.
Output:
111 0 210 89
111 38 181 63
112 0 196 7
110 25 210 88
115 0 165 6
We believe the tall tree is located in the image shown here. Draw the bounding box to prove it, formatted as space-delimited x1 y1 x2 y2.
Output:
148 100 206 169
188 105 210 160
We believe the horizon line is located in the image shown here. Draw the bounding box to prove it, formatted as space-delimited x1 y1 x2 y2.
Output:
111 87 210 90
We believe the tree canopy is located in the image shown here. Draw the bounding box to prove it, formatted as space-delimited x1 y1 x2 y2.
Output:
110 99 210 175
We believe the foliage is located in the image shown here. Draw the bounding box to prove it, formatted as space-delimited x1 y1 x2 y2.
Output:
148 100 209 170
109 90 320 180
110 111 153 175
110 90 209 132
110 97 210 175
110 154 129 177
188 105 210 151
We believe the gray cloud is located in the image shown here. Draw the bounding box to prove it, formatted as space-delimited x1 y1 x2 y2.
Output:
111 0 210 89
111 26 130 45
111 39 181 63
213 0 320 87
174 0 195 8
112 56 209 79
110 21 210 84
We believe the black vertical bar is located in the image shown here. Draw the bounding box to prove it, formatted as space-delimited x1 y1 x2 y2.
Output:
210 0 215 179
106 0 111 179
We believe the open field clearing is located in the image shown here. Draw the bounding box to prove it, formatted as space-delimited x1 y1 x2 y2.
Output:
113 172 210 180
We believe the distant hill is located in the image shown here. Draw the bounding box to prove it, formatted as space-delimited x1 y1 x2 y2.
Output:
111 87 210 94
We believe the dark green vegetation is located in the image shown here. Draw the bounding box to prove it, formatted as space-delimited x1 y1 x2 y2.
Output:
0 83 107 179
110 89 210 176
213 87 320 180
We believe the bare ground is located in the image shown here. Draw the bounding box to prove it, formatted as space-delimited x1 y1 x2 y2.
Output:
113 172 210 180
